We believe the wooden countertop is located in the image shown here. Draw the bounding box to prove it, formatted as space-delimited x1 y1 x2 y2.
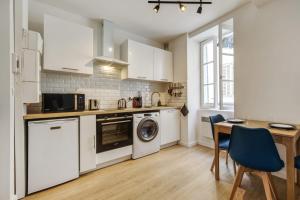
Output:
24 106 180 120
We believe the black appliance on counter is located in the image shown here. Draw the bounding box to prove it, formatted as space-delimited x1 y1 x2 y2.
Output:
96 113 133 153
42 93 85 113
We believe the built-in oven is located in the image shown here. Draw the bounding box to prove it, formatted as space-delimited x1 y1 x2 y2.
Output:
96 113 133 153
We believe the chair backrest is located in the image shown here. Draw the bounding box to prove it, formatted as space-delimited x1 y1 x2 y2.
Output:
209 114 226 139
229 125 284 172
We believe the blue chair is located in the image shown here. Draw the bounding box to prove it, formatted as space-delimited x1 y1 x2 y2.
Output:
209 114 236 174
295 156 300 169
229 125 284 200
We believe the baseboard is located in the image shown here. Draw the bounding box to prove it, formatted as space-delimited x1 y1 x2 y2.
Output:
179 140 197 147
197 136 214 149
96 155 132 169
160 141 178 149
12 194 18 200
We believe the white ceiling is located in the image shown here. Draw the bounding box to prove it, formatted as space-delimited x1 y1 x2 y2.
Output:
33 0 249 42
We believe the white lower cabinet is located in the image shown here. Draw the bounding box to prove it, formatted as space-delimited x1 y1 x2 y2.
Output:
160 109 181 146
80 115 97 173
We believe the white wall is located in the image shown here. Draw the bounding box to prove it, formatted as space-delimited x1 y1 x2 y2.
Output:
187 39 201 146
168 34 190 146
234 0 300 124
0 0 15 199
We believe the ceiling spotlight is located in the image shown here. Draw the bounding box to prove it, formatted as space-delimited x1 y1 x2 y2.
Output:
153 4 160 13
197 5 202 14
197 0 202 14
179 3 186 12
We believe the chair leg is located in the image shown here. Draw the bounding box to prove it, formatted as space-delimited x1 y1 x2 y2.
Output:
226 151 229 165
210 157 215 172
261 172 273 200
233 161 237 175
230 166 245 200
267 172 278 200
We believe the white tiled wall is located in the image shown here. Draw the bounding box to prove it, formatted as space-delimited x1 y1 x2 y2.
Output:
41 65 169 109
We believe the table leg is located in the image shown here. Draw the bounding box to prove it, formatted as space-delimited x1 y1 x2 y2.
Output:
214 126 220 180
285 138 295 200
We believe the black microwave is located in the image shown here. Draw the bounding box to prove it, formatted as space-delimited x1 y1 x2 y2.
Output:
42 93 85 113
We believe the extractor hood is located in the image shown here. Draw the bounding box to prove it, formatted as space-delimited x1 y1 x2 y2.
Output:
93 20 129 66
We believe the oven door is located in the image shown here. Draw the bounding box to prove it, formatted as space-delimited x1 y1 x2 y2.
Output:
96 118 133 153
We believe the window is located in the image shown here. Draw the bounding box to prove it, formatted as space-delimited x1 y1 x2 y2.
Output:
200 39 217 108
200 19 234 110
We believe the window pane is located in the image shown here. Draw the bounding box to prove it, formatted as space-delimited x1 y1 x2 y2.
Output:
203 41 214 63
222 55 234 80
203 63 214 84
222 33 234 54
222 81 234 105
203 84 214 105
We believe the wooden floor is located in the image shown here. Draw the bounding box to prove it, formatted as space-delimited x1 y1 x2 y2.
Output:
24 145 300 200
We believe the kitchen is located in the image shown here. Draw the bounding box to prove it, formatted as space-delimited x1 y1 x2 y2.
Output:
1 0 300 200
17 0 184 198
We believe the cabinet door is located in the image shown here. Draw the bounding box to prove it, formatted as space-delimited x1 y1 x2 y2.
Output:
160 109 180 145
154 48 173 82
80 115 96 173
127 40 154 80
44 15 93 75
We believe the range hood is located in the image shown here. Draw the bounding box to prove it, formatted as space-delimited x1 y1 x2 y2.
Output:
94 20 129 66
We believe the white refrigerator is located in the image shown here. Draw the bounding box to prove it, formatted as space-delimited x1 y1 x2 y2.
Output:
27 118 79 194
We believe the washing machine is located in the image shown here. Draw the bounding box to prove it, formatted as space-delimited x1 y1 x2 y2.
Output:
132 112 160 159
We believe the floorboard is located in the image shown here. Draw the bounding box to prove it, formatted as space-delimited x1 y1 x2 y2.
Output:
23 145 300 200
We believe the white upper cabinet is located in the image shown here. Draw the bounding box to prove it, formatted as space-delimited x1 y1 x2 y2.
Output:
121 40 173 82
121 40 154 80
44 15 93 75
154 48 173 82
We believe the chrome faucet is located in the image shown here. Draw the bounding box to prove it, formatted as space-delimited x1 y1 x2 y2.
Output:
151 92 161 107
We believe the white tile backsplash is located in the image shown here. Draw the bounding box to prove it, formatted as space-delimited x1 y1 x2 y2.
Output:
41 65 170 109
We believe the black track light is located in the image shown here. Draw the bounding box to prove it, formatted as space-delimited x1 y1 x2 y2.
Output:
153 4 160 13
179 3 187 12
197 5 202 14
197 0 202 14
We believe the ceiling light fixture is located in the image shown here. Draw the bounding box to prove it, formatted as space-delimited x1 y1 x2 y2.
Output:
148 1 212 14
153 0 160 13
197 0 202 14
179 3 186 12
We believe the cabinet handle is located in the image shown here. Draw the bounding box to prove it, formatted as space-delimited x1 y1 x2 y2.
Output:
137 76 147 79
62 67 79 71
50 126 61 130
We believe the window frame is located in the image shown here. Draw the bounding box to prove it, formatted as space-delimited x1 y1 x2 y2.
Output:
219 25 234 110
200 37 218 109
199 20 234 111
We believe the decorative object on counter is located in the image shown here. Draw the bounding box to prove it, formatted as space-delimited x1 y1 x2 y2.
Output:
168 82 184 97
117 98 127 110
151 92 161 107
132 91 143 108
132 97 143 108
89 99 100 110
180 103 189 116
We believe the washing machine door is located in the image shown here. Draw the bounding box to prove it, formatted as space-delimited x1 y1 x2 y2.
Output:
137 118 159 142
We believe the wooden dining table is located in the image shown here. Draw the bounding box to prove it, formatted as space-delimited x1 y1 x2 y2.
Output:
213 120 300 200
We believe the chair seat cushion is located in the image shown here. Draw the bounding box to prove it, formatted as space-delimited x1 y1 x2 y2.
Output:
295 156 300 169
219 133 230 150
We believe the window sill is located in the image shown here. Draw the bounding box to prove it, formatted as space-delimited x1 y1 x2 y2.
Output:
199 108 234 113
